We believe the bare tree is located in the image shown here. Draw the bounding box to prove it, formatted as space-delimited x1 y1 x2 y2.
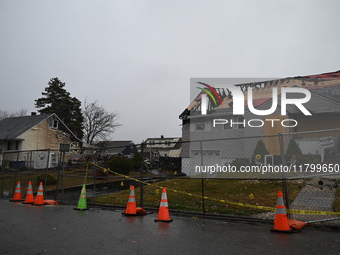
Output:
13 108 28 117
0 110 10 121
0 108 28 121
83 99 121 144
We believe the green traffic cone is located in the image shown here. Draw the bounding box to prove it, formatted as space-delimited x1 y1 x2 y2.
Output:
74 184 89 210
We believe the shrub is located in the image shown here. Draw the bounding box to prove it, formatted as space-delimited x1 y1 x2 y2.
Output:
286 138 303 163
106 156 132 175
36 174 57 185
251 140 269 164
131 152 143 170
285 139 322 166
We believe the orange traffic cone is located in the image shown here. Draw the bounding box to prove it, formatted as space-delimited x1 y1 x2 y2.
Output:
122 185 137 216
272 191 292 233
10 181 23 202
32 182 45 206
22 181 35 204
155 187 173 222
272 191 307 232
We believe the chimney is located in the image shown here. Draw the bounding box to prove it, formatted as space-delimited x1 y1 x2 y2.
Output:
161 135 164 139
31 112 37 116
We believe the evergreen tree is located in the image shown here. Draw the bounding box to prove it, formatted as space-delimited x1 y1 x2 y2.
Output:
286 138 303 164
251 140 269 164
131 152 143 170
35 77 84 139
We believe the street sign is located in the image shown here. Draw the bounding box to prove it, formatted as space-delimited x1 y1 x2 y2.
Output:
319 137 334 148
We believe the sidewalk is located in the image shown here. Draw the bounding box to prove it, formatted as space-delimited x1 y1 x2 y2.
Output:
254 177 340 225
1 199 339 255
291 177 339 222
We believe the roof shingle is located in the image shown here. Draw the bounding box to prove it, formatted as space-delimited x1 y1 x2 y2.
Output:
0 114 53 140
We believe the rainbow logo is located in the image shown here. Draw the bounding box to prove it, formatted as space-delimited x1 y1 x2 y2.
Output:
196 82 223 107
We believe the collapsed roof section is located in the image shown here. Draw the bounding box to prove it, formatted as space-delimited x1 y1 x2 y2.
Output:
180 70 340 120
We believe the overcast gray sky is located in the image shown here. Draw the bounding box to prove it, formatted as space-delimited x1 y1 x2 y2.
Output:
1 0 340 143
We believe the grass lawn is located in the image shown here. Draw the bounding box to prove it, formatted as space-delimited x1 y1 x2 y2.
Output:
88 179 301 216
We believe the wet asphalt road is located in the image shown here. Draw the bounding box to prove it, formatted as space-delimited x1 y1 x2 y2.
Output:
0 199 340 255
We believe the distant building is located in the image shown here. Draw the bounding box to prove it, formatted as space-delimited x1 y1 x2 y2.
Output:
95 140 137 157
142 136 182 170
144 136 182 158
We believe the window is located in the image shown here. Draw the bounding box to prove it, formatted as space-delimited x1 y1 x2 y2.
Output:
236 116 245 129
7 141 19 150
59 143 70 152
49 119 58 129
223 119 233 130
195 123 206 131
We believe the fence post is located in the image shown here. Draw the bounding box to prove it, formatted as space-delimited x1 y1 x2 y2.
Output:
140 142 144 208
1 152 4 198
55 153 60 202
93 155 96 206
28 151 32 180
199 141 206 217
45 149 51 188
12 151 20 196
279 133 290 214
60 151 66 203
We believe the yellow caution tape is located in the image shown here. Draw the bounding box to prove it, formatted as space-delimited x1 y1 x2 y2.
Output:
84 162 89 182
286 209 340 215
90 163 340 216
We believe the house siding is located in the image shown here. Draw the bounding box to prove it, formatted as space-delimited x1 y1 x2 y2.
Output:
18 117 73 151
18 120 48 150
1 115 81 166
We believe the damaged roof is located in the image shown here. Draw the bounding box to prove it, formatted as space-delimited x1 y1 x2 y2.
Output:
0 114 54 140
181 70 340 118
96 140 136 155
